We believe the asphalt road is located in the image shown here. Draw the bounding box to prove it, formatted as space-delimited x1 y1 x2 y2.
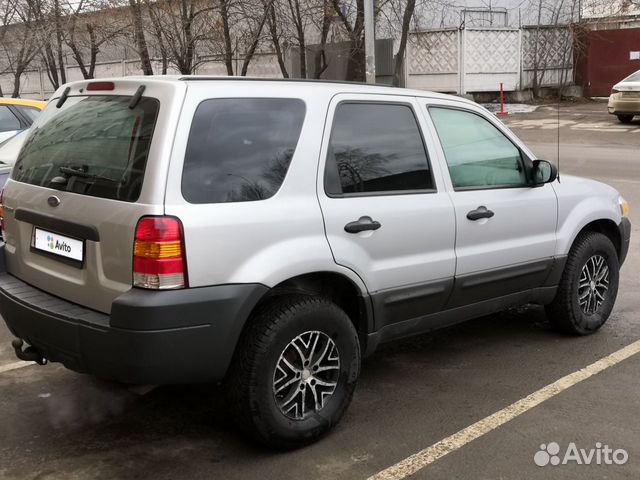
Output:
0 100 639 480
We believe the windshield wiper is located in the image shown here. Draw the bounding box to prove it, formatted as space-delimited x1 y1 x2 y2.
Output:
59 166 118 183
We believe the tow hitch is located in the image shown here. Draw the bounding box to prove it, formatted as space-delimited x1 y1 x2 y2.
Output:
12 338 47 365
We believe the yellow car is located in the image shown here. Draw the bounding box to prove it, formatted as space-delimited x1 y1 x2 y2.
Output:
0 98 47 143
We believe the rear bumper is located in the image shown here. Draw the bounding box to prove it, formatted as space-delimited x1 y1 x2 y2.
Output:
0 247 267 384
607 97 640 115
619 217 631 267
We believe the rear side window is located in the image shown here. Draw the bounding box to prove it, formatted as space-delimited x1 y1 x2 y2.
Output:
324 102 433 195
182 98 305 204
0 106 20 132
12 96 159 202
16 106 40 123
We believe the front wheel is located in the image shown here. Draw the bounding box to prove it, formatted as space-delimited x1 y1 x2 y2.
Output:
225 295 360 449
546 232 619 335
617 114 634 124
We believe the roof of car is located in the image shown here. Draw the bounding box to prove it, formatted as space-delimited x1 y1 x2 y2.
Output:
0 98 47 109
65 76 475 106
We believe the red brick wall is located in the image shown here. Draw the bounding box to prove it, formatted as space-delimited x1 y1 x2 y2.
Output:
575 27 640 97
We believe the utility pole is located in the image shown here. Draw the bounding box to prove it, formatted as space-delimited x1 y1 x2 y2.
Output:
364 0 376 83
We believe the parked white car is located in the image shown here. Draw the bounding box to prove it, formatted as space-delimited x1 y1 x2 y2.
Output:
0 77 631 449
608 69 640 123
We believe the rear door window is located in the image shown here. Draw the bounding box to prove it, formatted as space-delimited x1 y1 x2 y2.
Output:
12 96 159 202
181 98 305 204
0 106 21 132
324 102 434 195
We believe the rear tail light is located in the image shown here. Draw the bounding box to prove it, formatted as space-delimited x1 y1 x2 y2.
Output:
87 81 115 91
133 216 187 289
0 189 5 238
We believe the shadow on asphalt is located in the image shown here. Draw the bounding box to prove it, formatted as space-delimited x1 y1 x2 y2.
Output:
34 306 555 444
1 305 582 479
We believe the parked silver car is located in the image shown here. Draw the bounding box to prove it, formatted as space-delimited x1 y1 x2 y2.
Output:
0 77 631 448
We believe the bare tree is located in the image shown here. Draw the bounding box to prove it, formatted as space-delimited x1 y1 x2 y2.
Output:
285 0 306 77
52 0 66 84
528 0 578 98
266 0 288 77
237 0 270 76
392 0 416 86
331 0 365 81
2 0 41 96
128 0 153 74
218 0 234 74
144 0 169 74
143 0 214 74
312 0 334 78
0 0 19 96
214 0 271 76
31 0 67 90
66 0 129 79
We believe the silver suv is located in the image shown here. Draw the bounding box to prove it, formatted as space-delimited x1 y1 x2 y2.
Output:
0 78 631 448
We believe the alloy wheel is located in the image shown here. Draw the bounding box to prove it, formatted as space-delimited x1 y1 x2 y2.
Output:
273 331 340 420
578 254 609 315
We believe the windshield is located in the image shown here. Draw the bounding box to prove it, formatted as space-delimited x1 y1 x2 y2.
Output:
12 95 159 202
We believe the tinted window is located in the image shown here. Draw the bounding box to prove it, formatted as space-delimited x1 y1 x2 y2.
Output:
0 106 20 132
16 106 40 123
325 103 433 195
182 98 305 204
430 107 527 189
12 96 159 202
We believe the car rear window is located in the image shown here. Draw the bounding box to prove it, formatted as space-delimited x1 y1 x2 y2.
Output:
181 98 305 203
12 95 159 202
624 71 640 82
16 105 40 123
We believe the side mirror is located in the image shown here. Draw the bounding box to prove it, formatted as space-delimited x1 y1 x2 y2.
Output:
531 160 557 185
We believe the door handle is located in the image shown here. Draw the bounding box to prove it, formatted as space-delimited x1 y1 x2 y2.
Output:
466 206 494 221
344 216 382 234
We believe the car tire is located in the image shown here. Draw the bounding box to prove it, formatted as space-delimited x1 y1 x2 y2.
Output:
546 231 619 335
225 295 360 449
616 114 634 123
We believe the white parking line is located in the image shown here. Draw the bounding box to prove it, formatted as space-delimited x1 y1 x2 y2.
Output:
0 360 33 374
368 339 640 480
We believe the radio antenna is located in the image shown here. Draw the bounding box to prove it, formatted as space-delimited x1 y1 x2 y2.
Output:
557 92 561 182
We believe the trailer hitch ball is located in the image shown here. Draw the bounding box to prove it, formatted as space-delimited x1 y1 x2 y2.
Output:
12 338 48 365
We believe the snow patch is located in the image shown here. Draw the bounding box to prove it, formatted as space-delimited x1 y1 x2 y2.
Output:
482 103 539 114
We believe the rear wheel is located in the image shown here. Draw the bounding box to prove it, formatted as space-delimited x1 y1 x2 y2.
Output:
617 114 634 123
546 232 619 335
225 295 360 449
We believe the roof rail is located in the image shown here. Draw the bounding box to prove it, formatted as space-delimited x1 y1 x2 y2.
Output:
177 76 395 88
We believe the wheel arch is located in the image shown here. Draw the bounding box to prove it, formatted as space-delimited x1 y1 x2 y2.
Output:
570 219 622 261
224 270 375 381
257 271 374 337
556 192 622 261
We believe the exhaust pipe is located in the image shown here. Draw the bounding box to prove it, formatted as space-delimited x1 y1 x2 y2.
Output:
12 338 47 365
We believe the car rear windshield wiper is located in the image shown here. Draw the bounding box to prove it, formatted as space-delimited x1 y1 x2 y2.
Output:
58 166 118 183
